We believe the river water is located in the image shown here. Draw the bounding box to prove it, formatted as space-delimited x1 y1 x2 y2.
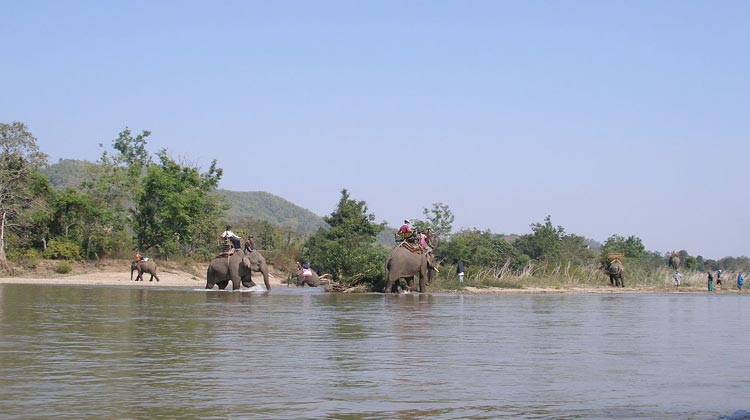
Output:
1 283 748 419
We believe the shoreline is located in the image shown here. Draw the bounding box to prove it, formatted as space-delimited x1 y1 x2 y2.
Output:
0 273 732 294
0 260 737 294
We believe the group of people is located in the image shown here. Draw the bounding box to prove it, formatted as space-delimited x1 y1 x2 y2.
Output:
672 268 745 292
221 225 254 254
397 220 430 249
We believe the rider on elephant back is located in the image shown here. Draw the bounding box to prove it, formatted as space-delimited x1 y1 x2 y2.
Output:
221 225 241 250
396 219 414 240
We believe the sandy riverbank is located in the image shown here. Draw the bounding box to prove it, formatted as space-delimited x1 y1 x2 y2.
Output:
0 259 287 288
0 260 735 294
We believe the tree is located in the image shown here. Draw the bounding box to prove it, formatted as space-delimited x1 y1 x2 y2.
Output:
599 234 645 267
513 215 565 261
439 228 519 269
134 150 223 258
413 202 454 246
302 189 387 286
0 122 47 270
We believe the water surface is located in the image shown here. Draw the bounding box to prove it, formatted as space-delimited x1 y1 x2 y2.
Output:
1 283 747 419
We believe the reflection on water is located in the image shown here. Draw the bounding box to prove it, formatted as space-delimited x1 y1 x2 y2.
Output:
0 284 748 419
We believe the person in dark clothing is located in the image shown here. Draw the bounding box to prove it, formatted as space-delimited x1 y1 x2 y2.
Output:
456 260 465 283
244 235 255 254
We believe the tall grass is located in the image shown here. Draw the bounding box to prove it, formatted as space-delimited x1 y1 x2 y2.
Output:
430 260 719 291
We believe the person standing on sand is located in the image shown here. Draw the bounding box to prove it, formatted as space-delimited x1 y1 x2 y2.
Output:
672 271 682 288
707 270 714 292
456 260 465 284
737 272 744 291
716 269 723 289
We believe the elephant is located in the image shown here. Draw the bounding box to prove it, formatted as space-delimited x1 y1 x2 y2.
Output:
668 252 680 270
288 266 320 287
131 260 160 282
608 260 624 287
384 244 435 293
206 250 270 291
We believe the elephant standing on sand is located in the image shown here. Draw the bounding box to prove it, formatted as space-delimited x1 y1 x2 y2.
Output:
384 245 435 293
131 260 160 282
608 260 624 287
206 250 270 291
288 266 321 287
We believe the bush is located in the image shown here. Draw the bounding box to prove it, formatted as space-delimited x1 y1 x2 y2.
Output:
20 249 40 270
45 239 82 260
55 260 73 274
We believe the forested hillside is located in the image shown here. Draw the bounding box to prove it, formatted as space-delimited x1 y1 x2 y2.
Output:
41 159 328 234
218 190 326 234
41 159 97 188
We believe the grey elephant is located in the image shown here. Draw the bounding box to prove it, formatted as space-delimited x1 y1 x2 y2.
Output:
668 252 680 270
206 250 271 291
608 260 624 287
384 244 435 293
288 266 321 287
131 260 160 282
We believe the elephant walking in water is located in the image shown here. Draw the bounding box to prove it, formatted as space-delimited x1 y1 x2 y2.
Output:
131 260 160 282
384 244 435 293
206 250 270 290
288 266 321 287
608 260 625 287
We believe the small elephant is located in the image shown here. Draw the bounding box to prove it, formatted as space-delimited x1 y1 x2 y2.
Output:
608 261 624 287
289 266 320 287
131 260 160 282
668 253 680 270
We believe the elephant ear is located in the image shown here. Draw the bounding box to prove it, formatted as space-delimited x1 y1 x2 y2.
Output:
242 256 252 268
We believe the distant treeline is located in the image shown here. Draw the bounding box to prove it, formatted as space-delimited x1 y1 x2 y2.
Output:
1 122 747 287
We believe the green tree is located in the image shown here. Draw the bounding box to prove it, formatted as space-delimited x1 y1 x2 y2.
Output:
413 202 454 246
599 234 645 266
438 229 520 270
0 122 48 270
134 150 223 258
302 189 387 286
513 215 565 261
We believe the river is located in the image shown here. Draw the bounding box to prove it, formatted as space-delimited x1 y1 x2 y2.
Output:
1 283 748 419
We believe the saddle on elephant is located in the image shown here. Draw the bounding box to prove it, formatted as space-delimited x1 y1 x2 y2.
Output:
216 238 237 259
399 240 425 254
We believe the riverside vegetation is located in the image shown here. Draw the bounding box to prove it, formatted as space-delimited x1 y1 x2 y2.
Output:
2 121 748 291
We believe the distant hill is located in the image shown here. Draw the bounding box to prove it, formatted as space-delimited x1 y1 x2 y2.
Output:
217 190 328 234
41 159 97 189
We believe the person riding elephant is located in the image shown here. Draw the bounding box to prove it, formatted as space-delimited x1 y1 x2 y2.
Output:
288 263 321 287
608 259 624 287
131 259 160 282
221 225 241 250
206 250 270 290
384 243 435 293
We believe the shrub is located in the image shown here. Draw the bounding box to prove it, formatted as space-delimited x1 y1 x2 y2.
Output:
55 260 73 274
45 239 82 260
21 249 40 270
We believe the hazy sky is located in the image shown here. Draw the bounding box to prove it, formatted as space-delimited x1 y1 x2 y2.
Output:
3 1 748 259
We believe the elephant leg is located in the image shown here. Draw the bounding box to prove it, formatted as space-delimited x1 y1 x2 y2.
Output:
217 280 229 290
153 272 160 282
205 282 213 289
383 275 395 293
619 275 625 288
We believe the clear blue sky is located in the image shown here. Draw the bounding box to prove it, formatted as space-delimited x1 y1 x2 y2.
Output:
3 1 748 259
